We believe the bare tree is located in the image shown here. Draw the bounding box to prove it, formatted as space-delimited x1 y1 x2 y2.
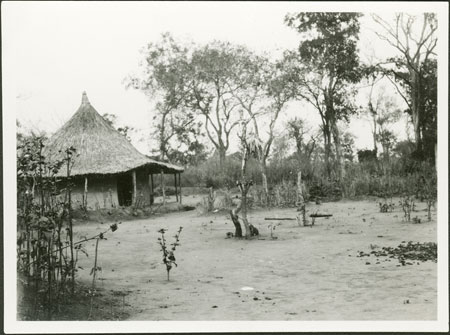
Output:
372 13 437 152
362 84 402 155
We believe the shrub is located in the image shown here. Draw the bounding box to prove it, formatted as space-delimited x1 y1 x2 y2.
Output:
182 154 260 189
357 149 377 163
17 137 119 319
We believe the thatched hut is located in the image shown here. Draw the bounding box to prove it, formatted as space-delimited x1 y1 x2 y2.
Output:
44 92 183 210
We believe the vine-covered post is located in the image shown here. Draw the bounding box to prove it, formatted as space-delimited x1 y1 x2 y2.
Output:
65 147 75 294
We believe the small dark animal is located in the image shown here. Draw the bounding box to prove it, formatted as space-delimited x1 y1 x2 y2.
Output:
249 224 259 237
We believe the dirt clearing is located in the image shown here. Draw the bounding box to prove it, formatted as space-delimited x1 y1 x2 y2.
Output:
74 198 437 320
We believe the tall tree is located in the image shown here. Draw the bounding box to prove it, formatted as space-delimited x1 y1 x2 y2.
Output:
151 102 202 162
377 129 397 160
361 85 402 155
372 13 437 155
418 58 437 163
285 12 363 181
286 117 318 160
231 52 296 200
125 33 201 162
341 130 356 162
184 41 245 166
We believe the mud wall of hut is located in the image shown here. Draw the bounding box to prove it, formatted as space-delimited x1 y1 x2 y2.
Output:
70 175 119 210
69 168 152 210
135 168 151 207
51 167 165 210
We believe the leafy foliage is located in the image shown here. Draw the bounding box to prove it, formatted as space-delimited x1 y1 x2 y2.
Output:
126 33 204 162
17 136 119 319
284 12 363 180
102 113 134 142
285 12 362 83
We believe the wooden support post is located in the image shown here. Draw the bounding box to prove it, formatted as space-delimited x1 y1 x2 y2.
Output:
174 173 179 202
132 170 137 206
179 173 182 204
83 176 88 209
148 173 153 206
161 170 166 205
150 173 154 205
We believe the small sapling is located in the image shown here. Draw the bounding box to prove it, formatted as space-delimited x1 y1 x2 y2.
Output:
157 227 183 281
399 195 414 222
268 222 281 239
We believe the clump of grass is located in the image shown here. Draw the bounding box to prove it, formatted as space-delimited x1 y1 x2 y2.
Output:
157 227 183 281
378 201 394 213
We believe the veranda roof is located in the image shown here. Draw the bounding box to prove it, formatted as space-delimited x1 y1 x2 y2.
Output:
44 92 183 177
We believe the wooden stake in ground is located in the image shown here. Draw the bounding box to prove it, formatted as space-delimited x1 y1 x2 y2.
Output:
178 173 182 204
174 173 178 202
297 171 307 226
149 173 154 205
83 177 88 210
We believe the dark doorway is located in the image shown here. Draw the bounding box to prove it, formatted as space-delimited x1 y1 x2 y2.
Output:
117 173 133 206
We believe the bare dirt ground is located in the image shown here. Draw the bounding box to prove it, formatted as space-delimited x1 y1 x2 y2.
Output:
74 197 437 320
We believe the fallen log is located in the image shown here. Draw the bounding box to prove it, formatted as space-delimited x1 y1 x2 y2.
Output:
264 214 332 220
309 214 333 218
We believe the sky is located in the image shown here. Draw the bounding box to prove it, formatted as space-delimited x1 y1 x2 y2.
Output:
2 1 445 155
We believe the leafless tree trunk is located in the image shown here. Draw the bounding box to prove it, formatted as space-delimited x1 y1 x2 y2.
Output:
372 13 437 151
233 118 259 238
331 120 345 180
238 139 252 238
260 162 269 204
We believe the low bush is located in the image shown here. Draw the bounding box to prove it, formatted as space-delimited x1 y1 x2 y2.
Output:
182 155 260 189
179 145 436 204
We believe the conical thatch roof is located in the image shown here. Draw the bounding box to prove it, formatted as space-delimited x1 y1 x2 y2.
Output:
44 92 183 177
